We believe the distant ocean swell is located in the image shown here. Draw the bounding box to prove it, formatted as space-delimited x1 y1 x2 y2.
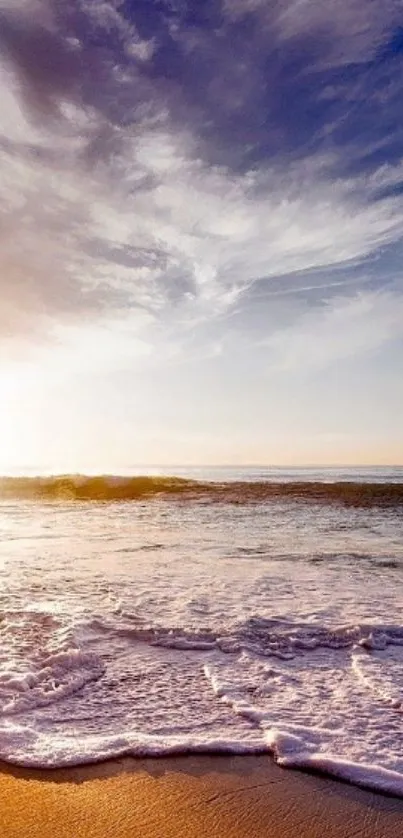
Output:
1 475 403 505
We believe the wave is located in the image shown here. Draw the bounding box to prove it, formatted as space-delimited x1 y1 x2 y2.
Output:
2 612 403 795
1 474 403 505
90 615 403 656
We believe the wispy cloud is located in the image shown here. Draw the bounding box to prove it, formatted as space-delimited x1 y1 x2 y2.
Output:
223 0 399 64
2 90 403 343
1 0 403 370
265 290 403 371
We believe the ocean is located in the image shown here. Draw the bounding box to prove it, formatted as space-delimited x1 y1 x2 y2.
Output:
1 466 403 795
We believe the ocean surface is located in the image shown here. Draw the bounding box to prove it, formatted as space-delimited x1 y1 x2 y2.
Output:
1 465 403 796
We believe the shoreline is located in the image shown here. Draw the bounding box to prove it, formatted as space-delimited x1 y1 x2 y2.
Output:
2 755 403 838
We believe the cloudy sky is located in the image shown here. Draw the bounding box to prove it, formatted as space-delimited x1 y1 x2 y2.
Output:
1 0 403 470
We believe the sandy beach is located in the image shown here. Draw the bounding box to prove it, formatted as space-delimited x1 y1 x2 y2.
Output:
1 755 403 838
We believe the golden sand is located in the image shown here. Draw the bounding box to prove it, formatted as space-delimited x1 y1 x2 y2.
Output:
1 756 403 838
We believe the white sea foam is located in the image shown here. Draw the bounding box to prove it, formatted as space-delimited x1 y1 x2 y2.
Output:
0 651 104 715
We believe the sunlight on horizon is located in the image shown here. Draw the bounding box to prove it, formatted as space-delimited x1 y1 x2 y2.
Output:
0 360 402 474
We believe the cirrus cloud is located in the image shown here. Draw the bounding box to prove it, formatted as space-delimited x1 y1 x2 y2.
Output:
0 0 402 367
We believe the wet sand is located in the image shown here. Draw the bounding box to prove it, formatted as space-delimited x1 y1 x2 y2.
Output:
1 755 403 837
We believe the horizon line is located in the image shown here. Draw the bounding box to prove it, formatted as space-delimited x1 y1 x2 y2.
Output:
1 463 402 477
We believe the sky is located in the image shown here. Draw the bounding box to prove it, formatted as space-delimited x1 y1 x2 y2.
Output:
0 0 403 471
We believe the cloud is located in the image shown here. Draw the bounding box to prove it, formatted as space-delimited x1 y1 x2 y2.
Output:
2 66 403 344
0 0 403 365
0 82 128 339
152 0 403 174
74 126 403 307
223 0 399 65
0 5 82 119
78 0 155 62
264 290 403 371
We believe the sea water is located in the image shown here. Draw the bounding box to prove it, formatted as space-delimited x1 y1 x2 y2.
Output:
1 466 403 796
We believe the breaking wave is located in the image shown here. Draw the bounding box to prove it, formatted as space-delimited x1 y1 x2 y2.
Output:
1 475 403 506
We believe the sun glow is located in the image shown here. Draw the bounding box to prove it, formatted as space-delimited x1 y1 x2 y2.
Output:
0 366 41 473
0 370 21 471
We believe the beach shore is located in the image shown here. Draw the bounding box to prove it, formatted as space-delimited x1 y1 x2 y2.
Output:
1 755 403 838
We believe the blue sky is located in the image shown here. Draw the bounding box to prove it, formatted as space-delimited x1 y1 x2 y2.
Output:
0 0 402 469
